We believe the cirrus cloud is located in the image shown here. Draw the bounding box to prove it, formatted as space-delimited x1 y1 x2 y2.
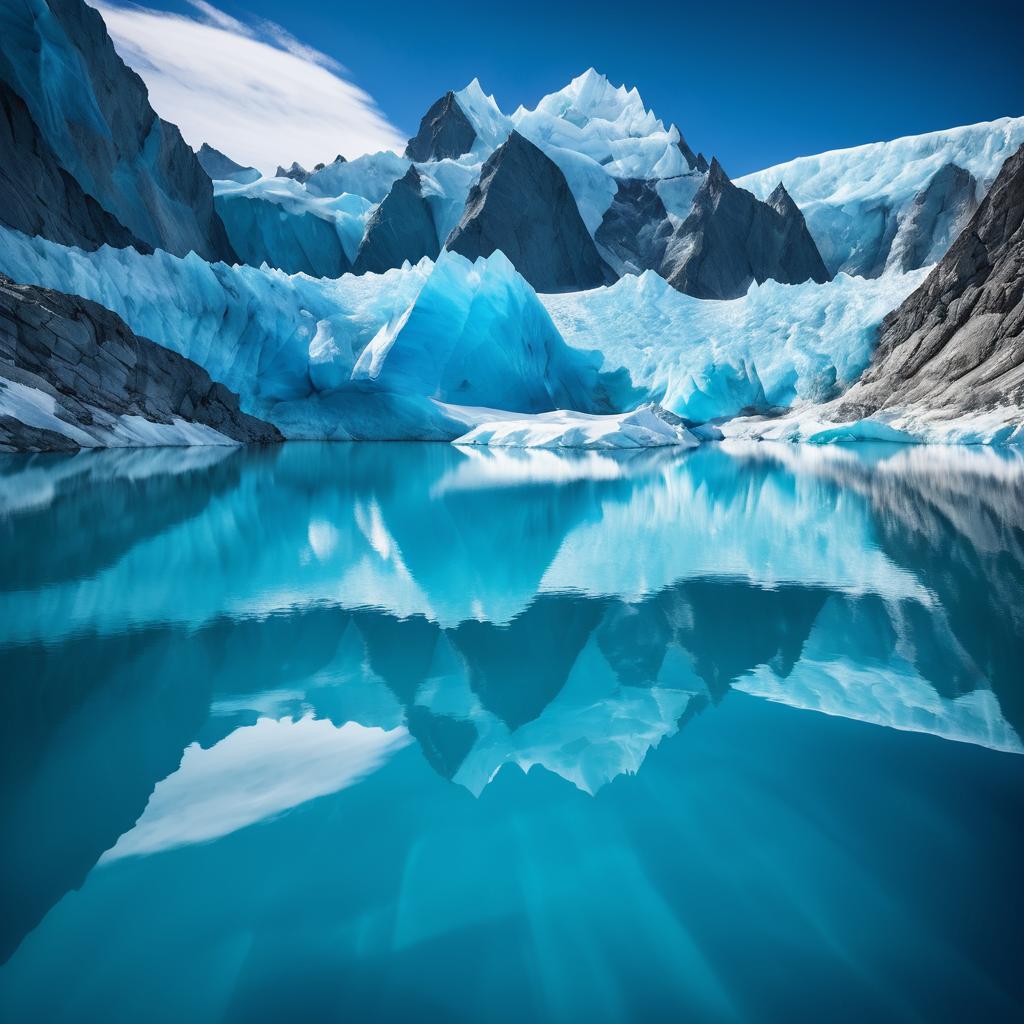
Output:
94 1 406 173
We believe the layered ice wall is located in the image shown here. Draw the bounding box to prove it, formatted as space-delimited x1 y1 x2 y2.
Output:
0 218 934 438
0 227 611 439
737 117 1024 276
542 269 927 422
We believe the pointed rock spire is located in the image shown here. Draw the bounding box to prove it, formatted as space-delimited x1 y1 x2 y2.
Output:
353 166 440 275
445 131 612 292
675 129 700 171
275 162 310 184
405 91 477 162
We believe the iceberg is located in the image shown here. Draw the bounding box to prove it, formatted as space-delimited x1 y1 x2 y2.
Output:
453 406 699 450
736 117 1024 276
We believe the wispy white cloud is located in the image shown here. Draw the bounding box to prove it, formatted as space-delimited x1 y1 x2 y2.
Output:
94 1 405 173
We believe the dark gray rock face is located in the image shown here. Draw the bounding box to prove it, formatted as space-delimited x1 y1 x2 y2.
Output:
886 162 979 273
353 167 439 274
835 144 1024 418
0 0 234 261
0 79 147 252
694 153 710 174
676 132 700 171
661 159 831 299
0 275 281 451
196 143 260 185
405 92 477 162
275 162 311 184
595 178 670 274
446 131 613 293
213 194 351 278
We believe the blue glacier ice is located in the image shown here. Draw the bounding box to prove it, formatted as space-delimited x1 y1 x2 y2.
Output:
736 117 1024 276
305 150 412 203
542 267 927 423
0 222 929 439
213 178 373 277
0 227 612 439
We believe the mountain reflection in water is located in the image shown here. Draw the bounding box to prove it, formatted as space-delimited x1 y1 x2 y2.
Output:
1 440 1022 1023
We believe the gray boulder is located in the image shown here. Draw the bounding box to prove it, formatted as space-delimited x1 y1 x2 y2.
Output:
0 0 234 261
0 79 146 252
353 166 439 274
446 131 613 293
0 274 281 451
405 91 477 162
196 143 260 185
835 143 1024 419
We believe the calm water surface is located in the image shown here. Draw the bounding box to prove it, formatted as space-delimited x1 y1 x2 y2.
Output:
0 440 1022 1023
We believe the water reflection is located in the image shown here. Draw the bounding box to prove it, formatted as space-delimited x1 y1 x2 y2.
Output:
1 441 1023 1017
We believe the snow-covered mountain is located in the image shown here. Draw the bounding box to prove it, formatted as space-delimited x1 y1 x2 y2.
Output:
0 0 1021 451
211 69 827 298
737 117 1024 276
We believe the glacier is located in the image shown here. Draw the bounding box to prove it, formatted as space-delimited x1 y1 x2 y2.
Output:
0 222 933 441
0 227 616 439
736 117 1024 276
228 70 712 276
213 178 373 277
542 268 928 423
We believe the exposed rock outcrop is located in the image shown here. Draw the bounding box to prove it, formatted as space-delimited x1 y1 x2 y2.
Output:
0 79 146 252
885 162 978 273
405 91 477 162
0 0 234 261
835 144 1024 419
446 131 613 293
661 159 831 299
0 275 282 451
276 161 311 184
353 166 439 274
676 132 700 171
595 178 671 274
196 143 260 185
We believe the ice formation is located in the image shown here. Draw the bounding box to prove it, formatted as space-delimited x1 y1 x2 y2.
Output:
0 217 944 441
213 178 373 277
453 406 699 450
542 267 928 422
737 117 1024 276
0 228 610 439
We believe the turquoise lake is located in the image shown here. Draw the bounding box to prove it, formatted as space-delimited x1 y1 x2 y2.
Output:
0 440 1021 1023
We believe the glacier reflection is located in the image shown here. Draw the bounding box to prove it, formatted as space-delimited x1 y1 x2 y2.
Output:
1 439 1023 975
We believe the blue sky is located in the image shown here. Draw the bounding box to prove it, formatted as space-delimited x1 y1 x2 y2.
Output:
106 0 1022 175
